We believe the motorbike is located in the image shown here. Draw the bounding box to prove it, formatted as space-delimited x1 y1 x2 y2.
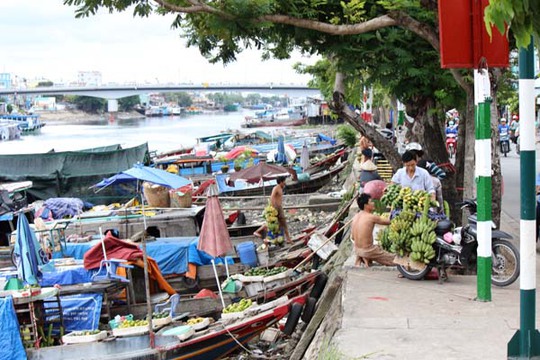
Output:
500 132 511 157
397 199 520 286
446 133 457 159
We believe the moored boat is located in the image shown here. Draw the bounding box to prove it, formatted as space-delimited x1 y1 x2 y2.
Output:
0 113 45 134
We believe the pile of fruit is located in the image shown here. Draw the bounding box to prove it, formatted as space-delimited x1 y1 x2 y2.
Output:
72 330 101 336
263 202 280 234
244 266 287 277
118 319 149 328
222 298 253 313
187 317 206 326
152 311 169 319
381 184 438 212
377 196 438 264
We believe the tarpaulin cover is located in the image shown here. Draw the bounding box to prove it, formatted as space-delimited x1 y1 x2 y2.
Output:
43 198 85 219
228 162 290 184
40 266 95 286
188 238 233 266
82 234 176 295
0 296 26 360
92 164 191 190
45 293 103 332
316 133 337 145
57 237 197 276
0 143 149 201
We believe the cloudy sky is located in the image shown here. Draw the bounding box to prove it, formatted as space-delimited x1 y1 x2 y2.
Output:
0 0 318 85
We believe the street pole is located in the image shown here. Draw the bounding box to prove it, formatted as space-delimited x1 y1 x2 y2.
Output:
474 68 492 302
508 37 540 358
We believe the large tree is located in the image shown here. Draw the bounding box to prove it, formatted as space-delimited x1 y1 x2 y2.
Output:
63 0 512 222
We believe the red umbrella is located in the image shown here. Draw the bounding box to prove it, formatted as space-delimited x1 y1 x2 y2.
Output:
197 193 233 307
229 162 290 184
197 195 233 258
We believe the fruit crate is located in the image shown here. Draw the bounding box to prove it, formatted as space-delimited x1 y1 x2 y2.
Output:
243 281 265 297
152 314 172 327
112 325 149 337
263 269 292 291
62 330 107 344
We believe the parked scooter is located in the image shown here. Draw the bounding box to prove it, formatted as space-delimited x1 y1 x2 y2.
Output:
397 199 520 286
446 133 457 159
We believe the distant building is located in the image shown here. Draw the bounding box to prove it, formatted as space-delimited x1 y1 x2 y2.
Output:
0 73 11 89
77 71 102 86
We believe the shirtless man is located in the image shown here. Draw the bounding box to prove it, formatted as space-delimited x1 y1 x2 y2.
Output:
270 176 292 243
351 193 395 267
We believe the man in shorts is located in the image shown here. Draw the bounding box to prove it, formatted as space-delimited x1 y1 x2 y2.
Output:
270 176 292 243
352 193 394 267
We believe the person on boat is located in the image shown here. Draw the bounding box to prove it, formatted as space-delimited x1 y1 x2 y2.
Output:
352 193 394 267
270 176 292 243
391 151 435 200
358 148 381 188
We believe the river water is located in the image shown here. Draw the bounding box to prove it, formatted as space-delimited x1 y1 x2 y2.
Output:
0 110 257 155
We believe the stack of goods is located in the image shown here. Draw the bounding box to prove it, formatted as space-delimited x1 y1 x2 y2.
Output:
263 203 280 234
239 266 291 296
221 298 255 320
380 184 446 220
377 191 439 266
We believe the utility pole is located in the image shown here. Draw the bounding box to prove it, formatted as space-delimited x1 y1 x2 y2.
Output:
508 37 540 358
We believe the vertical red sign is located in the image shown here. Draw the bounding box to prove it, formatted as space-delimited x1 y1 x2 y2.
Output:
438 0 509 69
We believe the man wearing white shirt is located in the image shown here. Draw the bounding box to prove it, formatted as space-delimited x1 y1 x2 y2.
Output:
391 151 435 200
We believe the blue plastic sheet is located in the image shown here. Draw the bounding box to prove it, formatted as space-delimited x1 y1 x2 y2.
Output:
45 293 102 332
188 238 233 266
40 266 95 287
53 237 199 276
0 296 26 360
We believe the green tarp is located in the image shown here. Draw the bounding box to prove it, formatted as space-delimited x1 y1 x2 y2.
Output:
0 143 149 203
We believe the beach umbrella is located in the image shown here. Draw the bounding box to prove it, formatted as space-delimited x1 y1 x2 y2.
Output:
276 135 287 164
197 186 233 308
228 162 290 184
92 163 191 190
13 214 49 286
300 141 310 171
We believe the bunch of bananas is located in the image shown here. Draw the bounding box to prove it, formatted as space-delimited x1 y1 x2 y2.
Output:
387 210 416 257
377 227 392 252
222 298 253 313
380 184 438 212
409 218 437 264
187 317 206 325
380 184 401 208
263 202 280 234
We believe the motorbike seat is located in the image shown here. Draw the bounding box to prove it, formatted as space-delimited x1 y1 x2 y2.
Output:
435 220 453 236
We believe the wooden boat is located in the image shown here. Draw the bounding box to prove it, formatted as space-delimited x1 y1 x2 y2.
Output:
216 161 348 197
241 116 307 128
0 113 45 134
26 294 306 360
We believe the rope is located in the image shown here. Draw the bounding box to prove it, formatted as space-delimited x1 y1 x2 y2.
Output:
218 322 254 355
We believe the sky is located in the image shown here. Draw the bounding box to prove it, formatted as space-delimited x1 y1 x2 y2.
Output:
0 0 318 86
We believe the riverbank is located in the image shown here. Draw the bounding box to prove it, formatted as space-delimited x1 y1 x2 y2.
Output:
35 109 144 124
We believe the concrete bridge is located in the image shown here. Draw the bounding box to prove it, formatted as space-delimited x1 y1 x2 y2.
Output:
0 84 321 112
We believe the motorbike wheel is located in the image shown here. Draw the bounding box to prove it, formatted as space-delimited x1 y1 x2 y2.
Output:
397 264 432 280
491 239 520 287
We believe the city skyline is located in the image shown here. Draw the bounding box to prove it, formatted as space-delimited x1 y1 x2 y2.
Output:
0 1 318 86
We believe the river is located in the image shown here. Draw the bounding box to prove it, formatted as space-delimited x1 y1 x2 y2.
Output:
0 110 256 155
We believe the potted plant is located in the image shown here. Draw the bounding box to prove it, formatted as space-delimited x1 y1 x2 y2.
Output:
218 155 229 173
234 158 243 172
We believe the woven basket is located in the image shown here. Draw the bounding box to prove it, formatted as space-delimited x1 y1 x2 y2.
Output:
143 182 170 208
170 189 192 208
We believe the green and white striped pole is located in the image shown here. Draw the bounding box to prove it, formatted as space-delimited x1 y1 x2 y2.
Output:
508 37 540 358
474 68 492 302
397 101 405 126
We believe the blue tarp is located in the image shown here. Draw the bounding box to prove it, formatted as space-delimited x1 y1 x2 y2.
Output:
0 296 26 360
188 238 233 266
40 266 96 287
45 293 102 332
52 237 199 276
316 133 337 145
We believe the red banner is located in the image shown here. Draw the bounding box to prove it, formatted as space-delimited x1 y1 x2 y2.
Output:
438 0 509 68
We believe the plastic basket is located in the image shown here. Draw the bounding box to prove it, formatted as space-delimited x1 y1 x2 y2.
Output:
243 281 264 297
62 330 107 344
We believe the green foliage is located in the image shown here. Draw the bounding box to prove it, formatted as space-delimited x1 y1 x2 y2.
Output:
485 0 540 49
71 96 106 113
118 95 140 111
336 124 358 148
164 92 193 107
6 104 13 114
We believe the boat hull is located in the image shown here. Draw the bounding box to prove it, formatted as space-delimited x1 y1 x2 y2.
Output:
241 117 307 128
